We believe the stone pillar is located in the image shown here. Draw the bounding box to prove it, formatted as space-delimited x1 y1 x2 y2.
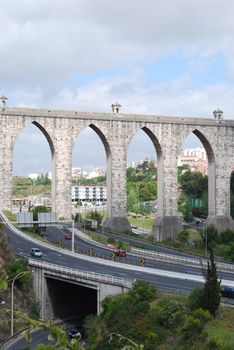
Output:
206 160 234 232
54 125 73 219
103 144 131 233
0 134 13 211
153 138 182 241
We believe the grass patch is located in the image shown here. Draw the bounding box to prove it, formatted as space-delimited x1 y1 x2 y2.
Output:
188 228 202 241
3 210 16 221
205 307 234 349
127 215 154 230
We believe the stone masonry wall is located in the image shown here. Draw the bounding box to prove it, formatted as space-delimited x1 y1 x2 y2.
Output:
1 107 234 237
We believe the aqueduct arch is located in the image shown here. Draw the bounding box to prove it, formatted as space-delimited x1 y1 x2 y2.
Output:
1 106 234 239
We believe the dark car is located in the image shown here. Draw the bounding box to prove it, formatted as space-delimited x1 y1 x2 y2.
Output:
69 327 81 339
65 233 72 240
114 249 126 257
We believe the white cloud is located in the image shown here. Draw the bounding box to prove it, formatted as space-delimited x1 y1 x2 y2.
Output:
3 0 234 174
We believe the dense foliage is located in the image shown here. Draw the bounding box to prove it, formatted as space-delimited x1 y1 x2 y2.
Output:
201 248 222 315
12 174 51 197
86 210 103 227
84 277 230 350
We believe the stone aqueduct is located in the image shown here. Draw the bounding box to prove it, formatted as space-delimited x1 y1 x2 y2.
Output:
1 105 234 240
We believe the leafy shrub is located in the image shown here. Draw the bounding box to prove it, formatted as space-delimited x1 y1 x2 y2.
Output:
159 299 188 328
107 237 116 244
145 331 158 350
218 229 234 244
207 336 223 349
191 308 211 323
86 210 103 227
182 316 202 339
30 300 40 320
4 259 29 283
206 225 218 246
129 281 157 303
187 288 204 310
82 314 98 338
224 242 234 261
176 229 189 244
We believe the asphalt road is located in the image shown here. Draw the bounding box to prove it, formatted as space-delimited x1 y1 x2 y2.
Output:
1 215 234 348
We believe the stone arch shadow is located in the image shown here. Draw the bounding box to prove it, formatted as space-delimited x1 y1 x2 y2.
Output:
192 128 215 217
13 120 56 212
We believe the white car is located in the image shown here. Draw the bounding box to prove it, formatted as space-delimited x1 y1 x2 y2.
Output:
30 248 43 257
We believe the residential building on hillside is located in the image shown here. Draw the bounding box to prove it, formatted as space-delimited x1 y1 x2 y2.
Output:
87 167 105 179
129 159 157 168
180 147 207 160
72 167 88 179
28 173 38 180
178 147 208 175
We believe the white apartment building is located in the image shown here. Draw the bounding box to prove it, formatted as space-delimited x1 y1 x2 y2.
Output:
71 185 107 205
180 147 207 160
28 173 39 180
72 167 88 179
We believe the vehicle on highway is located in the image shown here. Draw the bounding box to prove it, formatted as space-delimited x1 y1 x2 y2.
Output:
65 233 72 240
68 327 81 339
131 224 138 229
221 286 234 299
114 249 126 257
30 247 43 257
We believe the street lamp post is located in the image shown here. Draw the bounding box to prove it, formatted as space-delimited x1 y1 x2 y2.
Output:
71 219 75 253
11 271 30 336
204 225 208 256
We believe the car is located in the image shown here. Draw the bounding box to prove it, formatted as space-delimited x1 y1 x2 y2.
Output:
68 327 81 339
65 233 72 240
0 298 5 305
131 225 138 229
30 248 43 257
114 249 126 257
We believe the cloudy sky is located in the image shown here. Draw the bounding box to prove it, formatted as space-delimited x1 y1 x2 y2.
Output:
2 0 234 175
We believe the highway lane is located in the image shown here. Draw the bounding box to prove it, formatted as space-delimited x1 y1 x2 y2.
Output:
2 220 206 294
3 220 234 288
41 225 234 281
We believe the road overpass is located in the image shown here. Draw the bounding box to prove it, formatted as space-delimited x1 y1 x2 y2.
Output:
29 258 133 319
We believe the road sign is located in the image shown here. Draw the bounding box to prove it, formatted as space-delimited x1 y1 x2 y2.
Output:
88 248 93 256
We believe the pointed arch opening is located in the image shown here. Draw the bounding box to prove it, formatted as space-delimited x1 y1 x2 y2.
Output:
127 127 162 231
72 124 111 223
178 130 215 224
12 122 55 212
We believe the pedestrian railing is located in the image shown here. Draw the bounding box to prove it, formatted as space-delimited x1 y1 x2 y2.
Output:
28 258 133 288
131 247 234 271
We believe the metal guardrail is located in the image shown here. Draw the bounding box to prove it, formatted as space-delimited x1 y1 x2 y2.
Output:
2 210 234 273
28 258 133 288
131 247 234 271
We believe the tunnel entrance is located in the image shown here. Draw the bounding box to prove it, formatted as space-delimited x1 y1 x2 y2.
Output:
46 276 97 321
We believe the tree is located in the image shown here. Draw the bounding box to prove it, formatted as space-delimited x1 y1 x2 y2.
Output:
31 205 50 221
179 170 208 198
127 189 140 213
181 203 192 223
201 248 222 315
205 225 218 248
86 210 103 227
